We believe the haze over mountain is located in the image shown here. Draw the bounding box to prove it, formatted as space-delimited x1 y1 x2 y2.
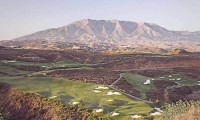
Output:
1 19 200 52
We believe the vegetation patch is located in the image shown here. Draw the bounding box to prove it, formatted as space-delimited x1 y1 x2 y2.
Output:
122 73 156 99
0 77 152 119
160 100 200 120
0 65 31 76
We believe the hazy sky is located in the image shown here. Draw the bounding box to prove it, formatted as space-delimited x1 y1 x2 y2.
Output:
1 0 200 40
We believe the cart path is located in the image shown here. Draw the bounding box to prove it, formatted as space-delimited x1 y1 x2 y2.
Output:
109 73 153 104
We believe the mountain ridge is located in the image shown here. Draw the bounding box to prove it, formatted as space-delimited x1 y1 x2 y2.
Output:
14 19 200 42
1 19 200 52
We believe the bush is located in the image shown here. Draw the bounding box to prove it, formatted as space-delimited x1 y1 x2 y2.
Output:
159 100 200 120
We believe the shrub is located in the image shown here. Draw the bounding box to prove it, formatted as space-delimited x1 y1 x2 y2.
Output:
159 100 200 120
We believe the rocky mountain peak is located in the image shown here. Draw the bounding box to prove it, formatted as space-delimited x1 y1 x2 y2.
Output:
1 19 198 52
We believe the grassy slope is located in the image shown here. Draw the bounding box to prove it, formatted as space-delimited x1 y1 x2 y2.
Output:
155 74 198 86
122 73 155 99
123 73 199 100
0 76 152 119
0 60 91 68
0 65 31 75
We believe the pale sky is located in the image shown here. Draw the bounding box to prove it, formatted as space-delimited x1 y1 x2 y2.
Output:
1 0 200 40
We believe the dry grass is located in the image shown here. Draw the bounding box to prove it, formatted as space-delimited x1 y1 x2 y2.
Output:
174 107 200 120
159 100 200 120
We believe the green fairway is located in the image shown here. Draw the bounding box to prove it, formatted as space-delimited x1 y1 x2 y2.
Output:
156 74 198 86
0 65 31 76
122 73 156 99
123 73 199 100
0 60 91 68
0 76 153 119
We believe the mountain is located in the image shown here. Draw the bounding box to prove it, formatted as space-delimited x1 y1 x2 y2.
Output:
13 19 200 42
1 19 200 52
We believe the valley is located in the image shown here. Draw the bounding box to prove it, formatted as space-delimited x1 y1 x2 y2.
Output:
0 47 199 119
1 0 200 119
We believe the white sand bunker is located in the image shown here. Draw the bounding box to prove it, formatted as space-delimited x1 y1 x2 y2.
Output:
49 96 57 99
168 75 172 77
197 84 200 86
72 102 79 105
107 99 114 102
160 76 165 79
95 86 109 90
92 90 102 93
176 78 181 80
130 115 142 118
154 107 163 112
106 91 121 95
59 65 66 67
111 112 119 116
1 60 16 63
169 79 175 80
151 79 155 80
150 107 163 116
143 79 151 85
151 111 161 116
95 108 103 112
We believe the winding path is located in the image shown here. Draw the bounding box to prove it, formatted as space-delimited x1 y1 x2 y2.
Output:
108 85 153 104
109 66 184 104
110 73 123 86
109 73 153 104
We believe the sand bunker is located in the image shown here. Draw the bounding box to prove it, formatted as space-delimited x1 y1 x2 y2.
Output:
150 111 161 116
92 90 102 93
95 86 109 90
111 112 119 116
95 109 103 112
106 91 121 95
130 115 141 118
143 79 151 85
72 101 79 105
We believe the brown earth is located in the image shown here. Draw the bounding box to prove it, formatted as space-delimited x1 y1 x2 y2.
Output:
172 67 200 80
133 67 200 81
0 82 107 120
147 80 200 103
147 80 177 103
0 48 123 64
1 48 200 105
47 69 120 85
104 55 200 71
113 78 140 97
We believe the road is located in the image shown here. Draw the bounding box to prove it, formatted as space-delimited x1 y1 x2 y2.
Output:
110 73 123 86
108 85 153 104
